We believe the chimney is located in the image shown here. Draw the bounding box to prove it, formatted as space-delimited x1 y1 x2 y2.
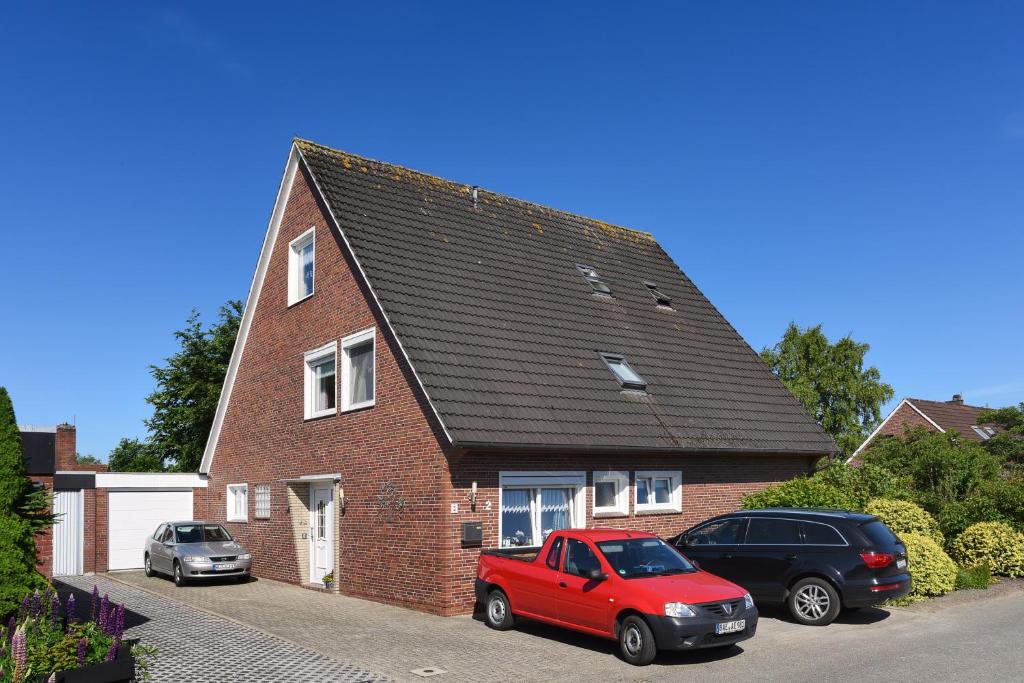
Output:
55 423 77 470
949 394 964 406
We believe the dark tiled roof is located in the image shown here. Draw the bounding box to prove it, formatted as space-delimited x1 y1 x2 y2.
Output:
296 140 836 455
907 398 1002 442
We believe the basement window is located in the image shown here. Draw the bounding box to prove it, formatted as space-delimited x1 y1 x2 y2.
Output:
600 353 647 391
643 281 672 307
576 264 612 296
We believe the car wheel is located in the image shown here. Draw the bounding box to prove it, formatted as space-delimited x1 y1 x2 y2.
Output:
144 554 154 578
788 577 840 626
619 615 657 666
484 589 515 631
173 561 187 587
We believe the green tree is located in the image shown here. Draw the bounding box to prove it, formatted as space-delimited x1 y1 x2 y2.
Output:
0 387 52 616
75 453 102 466
107 438 165 472
143 300 242 472
977 403 1024 466
760 323 893 456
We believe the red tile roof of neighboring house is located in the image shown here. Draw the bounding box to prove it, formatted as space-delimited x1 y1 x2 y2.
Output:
904 397 1001 442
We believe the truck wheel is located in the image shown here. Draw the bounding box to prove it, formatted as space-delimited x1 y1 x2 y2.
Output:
788 577 840 626
619 615 657 666
485 589 515 630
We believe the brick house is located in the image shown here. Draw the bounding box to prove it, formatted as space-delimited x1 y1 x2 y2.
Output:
848 393 1003 462
198 139 836 615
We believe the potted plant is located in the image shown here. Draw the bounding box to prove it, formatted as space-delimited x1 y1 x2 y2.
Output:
0 586 155 683
321 573 335 590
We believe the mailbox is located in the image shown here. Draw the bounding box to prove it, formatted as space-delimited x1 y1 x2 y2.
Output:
461 521 483 546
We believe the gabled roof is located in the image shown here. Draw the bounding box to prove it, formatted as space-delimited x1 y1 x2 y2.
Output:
292 139 834 455
848 395 1002 461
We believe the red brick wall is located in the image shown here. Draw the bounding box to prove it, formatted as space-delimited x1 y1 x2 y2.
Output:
875 402 938 440
444 452 816 613
32 476 54 579
93 488 108 573
205 166 453 613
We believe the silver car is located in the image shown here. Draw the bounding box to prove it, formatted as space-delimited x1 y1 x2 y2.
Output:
144 520 252 586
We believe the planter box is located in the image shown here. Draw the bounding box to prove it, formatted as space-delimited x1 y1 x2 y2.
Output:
42 639 137 683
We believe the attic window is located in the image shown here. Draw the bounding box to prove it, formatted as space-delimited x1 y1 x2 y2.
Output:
643 281 672 307
576 264 612 296
971 426 995 441
600 353 647 391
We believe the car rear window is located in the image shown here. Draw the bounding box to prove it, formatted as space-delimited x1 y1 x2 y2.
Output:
744 518 801 544
860 520 900 548
802 522 846 545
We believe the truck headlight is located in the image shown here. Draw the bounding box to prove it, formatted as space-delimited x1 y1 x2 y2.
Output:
664 602 697 618
182 556 206 563
743 592 754 610
238 553 252 560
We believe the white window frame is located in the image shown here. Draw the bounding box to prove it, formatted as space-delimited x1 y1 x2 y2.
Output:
498 472 586 548
592 470 629 517
226 483 248 522
634 470 682 513
288 227 316 306
341 327 376 412
254 484 271 520
304 341 337 419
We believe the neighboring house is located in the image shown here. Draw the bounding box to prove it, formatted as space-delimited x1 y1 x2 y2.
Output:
20 423 206 578
198 139 837 615
848 394 1002 462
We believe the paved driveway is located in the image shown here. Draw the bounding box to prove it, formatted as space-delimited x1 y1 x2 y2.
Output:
104 571 1024 682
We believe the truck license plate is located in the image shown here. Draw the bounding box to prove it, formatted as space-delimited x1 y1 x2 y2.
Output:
715 620 745 635
214 563 236 571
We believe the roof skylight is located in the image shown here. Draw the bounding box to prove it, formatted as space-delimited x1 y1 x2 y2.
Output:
643 281 672 307
600 353 647 392
576 264 612 296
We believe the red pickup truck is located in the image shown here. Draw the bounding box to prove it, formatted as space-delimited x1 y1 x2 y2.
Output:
476 528 757 665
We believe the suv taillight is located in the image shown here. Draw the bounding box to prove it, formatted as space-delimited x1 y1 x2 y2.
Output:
860 551 895 569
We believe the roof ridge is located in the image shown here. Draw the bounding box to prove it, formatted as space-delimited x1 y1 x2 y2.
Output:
293 137 655 241
908 397 989 410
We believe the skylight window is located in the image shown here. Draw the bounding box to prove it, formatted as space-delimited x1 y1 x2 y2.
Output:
600 353 647 391
643 281 672 307
576 264 612 296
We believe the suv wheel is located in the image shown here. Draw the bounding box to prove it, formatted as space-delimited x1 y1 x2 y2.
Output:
788 577 840 625
173 561 187 587
485 590 515 630
619 615 657 666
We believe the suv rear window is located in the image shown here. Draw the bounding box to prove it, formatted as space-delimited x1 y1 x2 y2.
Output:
745 518 801 544
802 522 846 545
860 520 900 549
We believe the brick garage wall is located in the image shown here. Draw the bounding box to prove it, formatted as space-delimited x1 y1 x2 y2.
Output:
444 452 817 614
93 488 108 573
205 166 452 614
32 475 54 579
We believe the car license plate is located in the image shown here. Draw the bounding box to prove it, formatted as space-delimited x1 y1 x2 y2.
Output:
213 563 236 571
897 559 907 569
715 620 745 635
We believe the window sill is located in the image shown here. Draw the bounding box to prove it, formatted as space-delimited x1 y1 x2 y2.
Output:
635 507 682 516
226 517 248 523
593 510 629 518
288 292 314 309
342 400 375 413
304 410 337 422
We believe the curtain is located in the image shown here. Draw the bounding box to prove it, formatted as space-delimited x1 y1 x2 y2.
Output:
501 489 533 547
316 359 336 411
301 242 314 296
540 488 572 539
348 342 374 405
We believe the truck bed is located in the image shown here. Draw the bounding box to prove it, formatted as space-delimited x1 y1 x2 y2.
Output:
479 547 540 562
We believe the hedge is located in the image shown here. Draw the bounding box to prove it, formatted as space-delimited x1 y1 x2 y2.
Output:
900 532 957 602
742 477 856 510
950 522 1024 578
865 498 944 546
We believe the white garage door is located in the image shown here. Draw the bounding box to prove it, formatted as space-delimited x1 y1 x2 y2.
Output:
108 490 193 571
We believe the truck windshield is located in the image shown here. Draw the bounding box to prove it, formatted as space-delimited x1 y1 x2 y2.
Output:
596 538 696 578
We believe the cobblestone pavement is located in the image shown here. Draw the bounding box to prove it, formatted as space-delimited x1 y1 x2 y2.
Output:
56 575 388 683
104 571 1024 683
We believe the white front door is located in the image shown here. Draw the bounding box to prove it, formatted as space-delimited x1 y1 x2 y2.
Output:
309 485 334 585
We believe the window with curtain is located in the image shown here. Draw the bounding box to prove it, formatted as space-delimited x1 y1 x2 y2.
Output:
304 343 337 419
288 228 315 305
635 470 682 512
342 328 376 410
500 486 579 547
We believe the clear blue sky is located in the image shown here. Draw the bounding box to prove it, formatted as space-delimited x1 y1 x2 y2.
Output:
2 3 1021 460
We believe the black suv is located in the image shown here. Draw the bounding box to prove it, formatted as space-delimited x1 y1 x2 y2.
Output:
671 509 911 625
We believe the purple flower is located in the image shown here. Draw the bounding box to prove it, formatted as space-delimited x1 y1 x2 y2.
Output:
66 594 77 622
113 604 126 639
12 627 26 671
106 638 120 662
6 616 14 641
31 589 41 619
19 595 29 621
90 585 100 621
77 637 88 666
51 594 61 626
98 595 110 633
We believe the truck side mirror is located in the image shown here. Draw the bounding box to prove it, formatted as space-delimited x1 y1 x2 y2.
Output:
588 569 608 581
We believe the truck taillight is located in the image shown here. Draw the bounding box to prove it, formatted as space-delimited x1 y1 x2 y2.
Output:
860 551 895 569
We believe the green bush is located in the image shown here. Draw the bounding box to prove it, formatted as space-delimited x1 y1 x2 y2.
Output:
812 461 913 509
901 532 957 601
865 498 944 546
742 477 856 510
955 563 992 590
950 522 1024 577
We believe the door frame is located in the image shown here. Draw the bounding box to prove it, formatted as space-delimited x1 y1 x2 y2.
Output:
308 484 335 585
